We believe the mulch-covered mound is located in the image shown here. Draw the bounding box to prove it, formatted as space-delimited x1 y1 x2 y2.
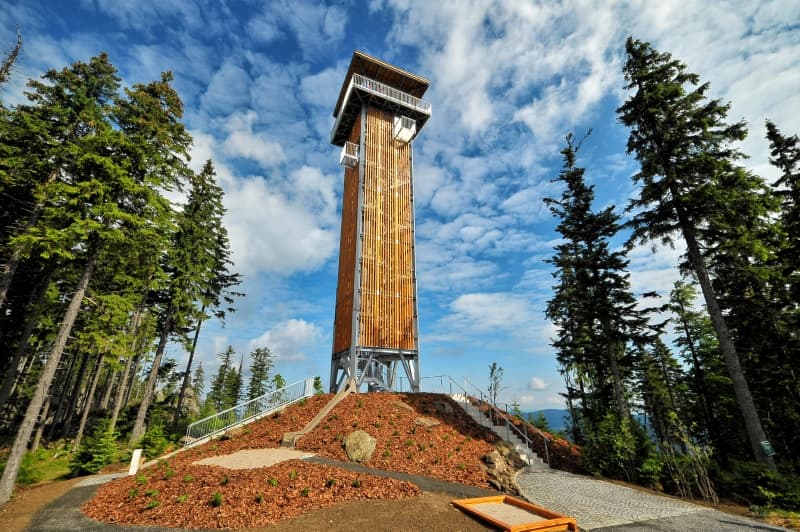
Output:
82 392 501 529
83 459 420 529
297 392 499 486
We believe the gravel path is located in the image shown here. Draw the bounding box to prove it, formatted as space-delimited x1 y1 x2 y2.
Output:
192 447 315 469
516 468 785 531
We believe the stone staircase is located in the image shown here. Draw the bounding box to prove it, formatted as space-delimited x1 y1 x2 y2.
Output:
450 393 549 470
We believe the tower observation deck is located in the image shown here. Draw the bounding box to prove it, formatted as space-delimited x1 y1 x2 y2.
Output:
329 51 431 392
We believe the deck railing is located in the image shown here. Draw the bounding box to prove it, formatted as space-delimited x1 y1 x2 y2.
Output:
185 378 314 444
351 74 432 114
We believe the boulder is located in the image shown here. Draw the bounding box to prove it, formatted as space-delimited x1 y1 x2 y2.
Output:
393 401 414 412
434 401 454 415
219 426 246 440
344 430 376 463
481 442 524 495
414 416 440 428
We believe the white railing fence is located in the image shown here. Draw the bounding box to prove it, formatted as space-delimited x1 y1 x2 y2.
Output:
352 74 432 114
185 378 314 444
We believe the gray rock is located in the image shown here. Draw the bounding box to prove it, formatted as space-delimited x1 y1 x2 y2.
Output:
414 416 441 428
434 401 454 415
343 430 376 462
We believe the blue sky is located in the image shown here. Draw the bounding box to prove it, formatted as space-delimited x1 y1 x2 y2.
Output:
2 1 798 409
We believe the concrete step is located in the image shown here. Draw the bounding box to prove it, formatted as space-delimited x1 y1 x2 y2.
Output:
450 394 549 470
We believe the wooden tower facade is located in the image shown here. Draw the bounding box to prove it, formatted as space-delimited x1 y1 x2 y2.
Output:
329 51 431 392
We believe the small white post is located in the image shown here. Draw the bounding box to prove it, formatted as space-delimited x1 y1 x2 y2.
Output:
128 449 143 476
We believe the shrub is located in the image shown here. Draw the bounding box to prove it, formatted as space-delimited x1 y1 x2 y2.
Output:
69 418 119 475
255 493 264 503
351 479 361 488
139 421 169 460
713 460 800 511
268 477 279 486
210 491 223 507
581 413 642 482
145 500 160 510
177 494 189 503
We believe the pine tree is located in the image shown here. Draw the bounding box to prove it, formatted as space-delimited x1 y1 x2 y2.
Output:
617 37 775 469
545 133 653 442
0 55 188 503
0 29 21 86
171 160 242 431
668 281 741 461
223 356 244 409
192 362 205 402
206 346 234 412
247 347 274 400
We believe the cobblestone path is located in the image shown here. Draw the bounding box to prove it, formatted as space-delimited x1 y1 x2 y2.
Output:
516 468 783 531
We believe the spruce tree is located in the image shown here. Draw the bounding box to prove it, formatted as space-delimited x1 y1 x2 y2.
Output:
247 347 274 400
171 160 242 431
205 346 235 412
545 133 652 441
0 55 188 503
617 37 775 468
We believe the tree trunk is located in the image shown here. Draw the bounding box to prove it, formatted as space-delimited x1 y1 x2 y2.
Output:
0 246 98 504
124 352 143 405
45 350 78 442
73 355 104 451
675 302 723 458
172 309 205 431
98 366 115 411
0 170 57 310
129 304 174 446
29 396 51 452
61 350 92 439
0 268 53 412
605 335 629 419
109 303 146 433
677 206 776 470
109 354 133 434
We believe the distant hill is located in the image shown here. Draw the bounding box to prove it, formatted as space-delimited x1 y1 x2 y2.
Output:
522 409 570 433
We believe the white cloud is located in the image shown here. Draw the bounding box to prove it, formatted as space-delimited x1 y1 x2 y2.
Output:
442 292 535 334
200 60 251 115
248 319 323 362
516 393 565 409
248 0 347 59
222 111 285 168
222 170 338 277
528 377 548 391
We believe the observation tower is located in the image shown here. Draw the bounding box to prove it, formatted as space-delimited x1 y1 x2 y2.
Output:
329 51 431 392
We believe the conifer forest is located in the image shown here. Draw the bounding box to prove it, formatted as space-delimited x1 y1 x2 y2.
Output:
1 35 799 511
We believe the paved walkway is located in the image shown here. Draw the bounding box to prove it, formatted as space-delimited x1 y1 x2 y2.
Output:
516 468 785 531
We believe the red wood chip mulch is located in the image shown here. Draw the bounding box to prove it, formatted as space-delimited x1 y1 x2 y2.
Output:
82 392 507 529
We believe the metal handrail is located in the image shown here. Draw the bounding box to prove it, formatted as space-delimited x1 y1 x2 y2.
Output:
351 74 432 114
501 402 550 465
447 375 550 465
185 378 313 444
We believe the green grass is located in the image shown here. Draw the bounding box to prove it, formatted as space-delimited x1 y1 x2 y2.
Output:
0 447 72 486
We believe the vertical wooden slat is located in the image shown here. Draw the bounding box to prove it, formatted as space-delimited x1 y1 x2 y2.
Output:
335 106 417 353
